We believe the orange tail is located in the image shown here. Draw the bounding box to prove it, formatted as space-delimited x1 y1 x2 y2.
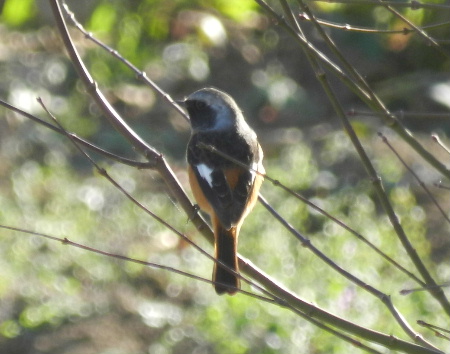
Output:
212 217 240 295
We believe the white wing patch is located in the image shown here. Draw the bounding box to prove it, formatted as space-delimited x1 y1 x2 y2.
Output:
251 148 265 181
250 162 258 182
196 163 214 187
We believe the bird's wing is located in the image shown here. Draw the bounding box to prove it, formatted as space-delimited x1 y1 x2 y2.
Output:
191 162 254 229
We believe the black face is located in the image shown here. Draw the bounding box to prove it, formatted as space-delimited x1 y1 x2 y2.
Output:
185 99 217 130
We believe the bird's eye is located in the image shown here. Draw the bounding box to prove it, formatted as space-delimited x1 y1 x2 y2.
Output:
195 101 207 110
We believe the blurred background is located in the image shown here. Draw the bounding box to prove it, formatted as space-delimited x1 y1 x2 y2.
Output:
1 0 450 353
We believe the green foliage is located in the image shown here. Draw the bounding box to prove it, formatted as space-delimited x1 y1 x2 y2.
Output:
212 0 259 21
87 2 117 35
1 0 36 27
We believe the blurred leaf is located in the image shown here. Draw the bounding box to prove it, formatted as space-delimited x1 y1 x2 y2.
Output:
1 0 36 26
87 2 117 34
213 0 258 21
0 320 21 339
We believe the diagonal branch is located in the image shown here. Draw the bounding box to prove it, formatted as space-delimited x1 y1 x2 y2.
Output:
0 98 150 168
255 0 450 180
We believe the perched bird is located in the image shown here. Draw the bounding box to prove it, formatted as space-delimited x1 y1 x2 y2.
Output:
181 87 264 295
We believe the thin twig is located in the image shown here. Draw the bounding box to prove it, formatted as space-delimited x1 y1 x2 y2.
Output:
309 0 450 10
432 134 450 156
0 98 151 168
417 320 450 341
379 132 450 225
61 3 189 122
350 110 450 121
298 14 450 35
401 282 450 296
0 224 274 304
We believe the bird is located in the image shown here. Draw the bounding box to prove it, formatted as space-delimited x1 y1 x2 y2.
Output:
180 87 264 295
